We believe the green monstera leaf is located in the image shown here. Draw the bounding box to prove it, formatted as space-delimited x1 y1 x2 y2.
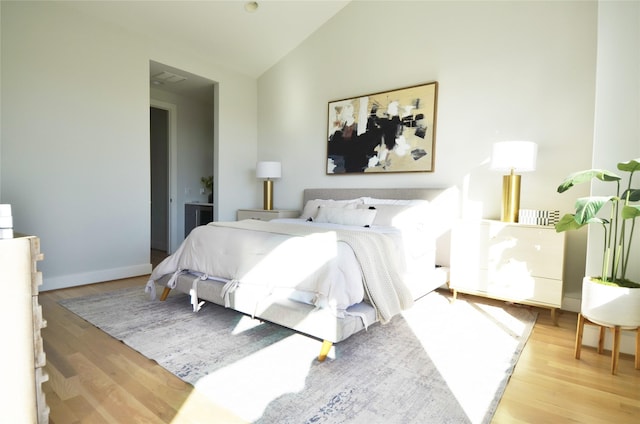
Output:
622 205 640 219
617 158 640 173
557 169 621 193
555 214 584 232
621 188 640 202
555 213 607 232
574 196 617 224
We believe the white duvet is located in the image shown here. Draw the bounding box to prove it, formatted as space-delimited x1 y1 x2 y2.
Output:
148 219 412 315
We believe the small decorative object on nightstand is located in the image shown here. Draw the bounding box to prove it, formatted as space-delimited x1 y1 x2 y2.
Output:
237 209 299 221
450 219 565 324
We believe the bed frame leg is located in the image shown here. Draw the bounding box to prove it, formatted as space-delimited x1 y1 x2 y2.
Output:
318 340 333 362
159 287 171 301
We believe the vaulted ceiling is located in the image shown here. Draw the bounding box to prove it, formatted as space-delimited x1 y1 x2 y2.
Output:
65 1 351 78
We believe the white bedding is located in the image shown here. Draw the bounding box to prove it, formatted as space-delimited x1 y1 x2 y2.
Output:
148 219 420 319
274 217 436 286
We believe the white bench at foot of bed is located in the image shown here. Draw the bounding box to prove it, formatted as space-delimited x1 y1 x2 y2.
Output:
157 275 377 362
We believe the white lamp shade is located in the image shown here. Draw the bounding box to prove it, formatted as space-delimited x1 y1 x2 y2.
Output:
490 141 538 172
256 161 281 179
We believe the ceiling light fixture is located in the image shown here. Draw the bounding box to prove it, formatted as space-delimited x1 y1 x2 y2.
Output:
244 1 259 13
151 71 187 84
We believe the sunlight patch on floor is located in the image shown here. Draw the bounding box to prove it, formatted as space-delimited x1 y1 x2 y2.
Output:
192 333 321 422
402 293 529 423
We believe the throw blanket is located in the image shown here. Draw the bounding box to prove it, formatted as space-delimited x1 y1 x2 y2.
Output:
149 220 414 323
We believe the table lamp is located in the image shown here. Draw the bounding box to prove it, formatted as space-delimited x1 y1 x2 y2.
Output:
490 141 537 222
256 161 281 210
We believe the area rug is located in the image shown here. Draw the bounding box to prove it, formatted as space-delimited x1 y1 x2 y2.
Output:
59 286 537 424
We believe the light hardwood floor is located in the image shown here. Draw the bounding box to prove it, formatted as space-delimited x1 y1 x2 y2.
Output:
41 277 640 423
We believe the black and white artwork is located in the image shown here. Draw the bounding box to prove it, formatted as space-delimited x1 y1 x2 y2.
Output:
327 82 438 174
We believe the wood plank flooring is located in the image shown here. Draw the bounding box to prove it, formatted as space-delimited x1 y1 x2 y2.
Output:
40 277 640 423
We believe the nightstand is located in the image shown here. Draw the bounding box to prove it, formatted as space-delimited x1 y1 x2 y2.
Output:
236 209 300 221
450 219 566 324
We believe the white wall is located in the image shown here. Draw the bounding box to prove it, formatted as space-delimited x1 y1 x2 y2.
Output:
258 0 598 303
588 0 640 282
0 2 257 290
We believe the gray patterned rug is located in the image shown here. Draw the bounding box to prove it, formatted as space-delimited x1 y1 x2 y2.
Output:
59 286 537 423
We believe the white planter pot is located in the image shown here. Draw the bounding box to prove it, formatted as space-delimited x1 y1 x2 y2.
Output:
581 276 640 328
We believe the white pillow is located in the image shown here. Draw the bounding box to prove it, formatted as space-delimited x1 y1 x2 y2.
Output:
359 201 430 228
314 206 377 227
300 198 363 220
361 197 422 205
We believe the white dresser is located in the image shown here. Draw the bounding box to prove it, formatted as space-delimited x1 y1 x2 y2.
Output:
0 235 49 423
450 220 566 323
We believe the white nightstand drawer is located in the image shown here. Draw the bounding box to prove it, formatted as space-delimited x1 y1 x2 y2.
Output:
482 223 564 280
483 270 563 307
450 219 566 317
236 209 299 221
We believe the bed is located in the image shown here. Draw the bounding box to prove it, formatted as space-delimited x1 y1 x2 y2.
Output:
146 187 459 361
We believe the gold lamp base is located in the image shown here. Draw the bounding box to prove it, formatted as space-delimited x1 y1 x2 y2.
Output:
263 179 274 210
501 171 521 222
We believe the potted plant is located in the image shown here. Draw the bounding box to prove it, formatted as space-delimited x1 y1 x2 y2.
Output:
555 158 640 329
201 176 213 203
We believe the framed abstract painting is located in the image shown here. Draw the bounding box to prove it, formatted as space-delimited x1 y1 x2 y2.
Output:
326 81 438 174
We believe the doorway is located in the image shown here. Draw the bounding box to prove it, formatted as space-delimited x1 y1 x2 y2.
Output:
150 98 178 265
149 61 215 258
150 106 169 258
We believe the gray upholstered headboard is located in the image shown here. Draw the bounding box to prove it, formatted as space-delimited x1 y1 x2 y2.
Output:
303 188 447 205
302 187 460 266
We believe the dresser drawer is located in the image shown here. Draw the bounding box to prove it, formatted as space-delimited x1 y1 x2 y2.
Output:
481 222 565 280
450 219 565 312
483 270 563 307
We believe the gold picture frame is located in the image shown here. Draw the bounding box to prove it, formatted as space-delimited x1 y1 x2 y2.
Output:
327 81 438 174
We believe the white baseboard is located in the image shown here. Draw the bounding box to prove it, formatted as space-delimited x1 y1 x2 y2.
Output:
562 295 581 313
41 263 152 291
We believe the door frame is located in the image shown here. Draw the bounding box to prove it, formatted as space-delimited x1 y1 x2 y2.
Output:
150 99 178 254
